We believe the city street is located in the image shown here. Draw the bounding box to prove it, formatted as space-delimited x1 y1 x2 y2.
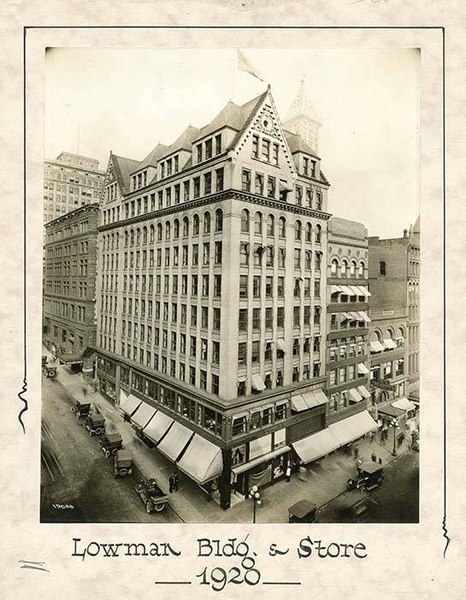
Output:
316 450 419 523
41 374 182 523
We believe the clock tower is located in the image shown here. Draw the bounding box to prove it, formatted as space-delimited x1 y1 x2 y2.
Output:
284 77 321 155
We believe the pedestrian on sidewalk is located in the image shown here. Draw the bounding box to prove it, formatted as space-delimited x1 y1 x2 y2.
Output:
354 445 359 461
378 457 383 465
371 452 377 462
169 474 174 493
173 471 179 492
285 465 291 483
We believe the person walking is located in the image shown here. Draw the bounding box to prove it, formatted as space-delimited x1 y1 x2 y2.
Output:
173 471 179 492
285 465 291 483
169 474 174 493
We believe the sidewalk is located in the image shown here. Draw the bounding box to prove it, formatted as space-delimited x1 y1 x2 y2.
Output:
44 353 414 523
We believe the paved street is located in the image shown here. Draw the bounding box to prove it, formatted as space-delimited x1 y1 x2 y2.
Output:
41 374 182 523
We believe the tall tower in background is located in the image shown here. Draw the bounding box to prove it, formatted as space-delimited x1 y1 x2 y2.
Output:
284 77 321 155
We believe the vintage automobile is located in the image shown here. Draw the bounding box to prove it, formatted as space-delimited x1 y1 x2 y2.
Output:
338 490 372 523
114 449 133 478
346 462 384 492
98 432 123 458
83 413 106 436
70 398 92 420
134 477 169 513
288 499 317 523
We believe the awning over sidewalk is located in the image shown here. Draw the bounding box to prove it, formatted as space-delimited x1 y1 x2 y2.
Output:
358 363 370 375
348 388 363 402
391 397 416 412
142 410 174 443
370 341 385 353
131 401 157 428
358 385 372 399
156 421 194 462
291 388 328 412
232 446 291 475
292 410 379 465
177 434 223 484
119 394 142 417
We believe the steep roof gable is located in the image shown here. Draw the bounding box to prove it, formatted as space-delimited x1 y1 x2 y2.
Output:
105 153 140 196
137 143 168 170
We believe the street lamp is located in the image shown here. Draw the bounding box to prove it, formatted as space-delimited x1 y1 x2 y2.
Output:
249 485 262 523
390 418 399 457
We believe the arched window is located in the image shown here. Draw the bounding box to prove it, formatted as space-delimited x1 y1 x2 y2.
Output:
295 220 302 240
315 251 322 272
215 209 223 232
157 223 162 241
350 260 357 276
241 209 250 233
165 221 171 240
358 261 365 277
379 261 386 276
192 214 199 236
124 231 129 247
255 212 263 235
267 214 275 236
331 258 339 275
130 229 135 246
136 228 141 245
204 212 211 234
306 223 312 242
142 227 147 244
149 225 155 243
183 215 189 237
173 219 180 239
315 224 322 244
341 260 348 276
279 216 286 238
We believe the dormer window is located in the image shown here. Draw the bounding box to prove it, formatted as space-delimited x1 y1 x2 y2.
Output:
303 156 309 176
161 163 165 179
174 155 179 173
205 139 213 160
196 144 202 163
167 159 172 176
215 134 222 154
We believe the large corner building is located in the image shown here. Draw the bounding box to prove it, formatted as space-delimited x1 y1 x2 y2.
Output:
95 86 378 509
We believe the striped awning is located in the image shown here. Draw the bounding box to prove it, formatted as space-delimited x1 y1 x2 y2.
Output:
119 394 142 417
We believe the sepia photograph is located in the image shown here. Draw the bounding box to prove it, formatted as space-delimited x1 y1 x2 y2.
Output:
41 46 420 524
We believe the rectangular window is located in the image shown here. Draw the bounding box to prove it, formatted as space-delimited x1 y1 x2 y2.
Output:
204 172 212 195
277 276 284 297
238 342 247 365
265 307 273 329
214 274 221 297
272 143 279 166
205 139 213 159
193 177 200 198
239 309 248 331
239 275 248 298
215 168 224 192
267 176 276 199
213 308 221 330
252 135 259 158
253 276 261 298
242 169 251 192
265 276 273 297
251 340 260 363
252 307 260 330
255 173 264 195
262 139 270 162
215 134 222 155
277 306 285 328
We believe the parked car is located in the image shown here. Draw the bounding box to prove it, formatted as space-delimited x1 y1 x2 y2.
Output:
114 450 133 478
70 398 92 420
346 462 384 492
83 413 106 436
134 477 168 513
98 432 123 458
288 499 317 523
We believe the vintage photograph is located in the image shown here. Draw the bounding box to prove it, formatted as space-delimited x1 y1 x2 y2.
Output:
41 47 420 524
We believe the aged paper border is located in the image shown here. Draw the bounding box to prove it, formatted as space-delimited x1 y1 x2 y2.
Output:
1 3 464 598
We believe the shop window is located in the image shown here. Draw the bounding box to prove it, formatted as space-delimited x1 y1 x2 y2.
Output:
232 416 247 437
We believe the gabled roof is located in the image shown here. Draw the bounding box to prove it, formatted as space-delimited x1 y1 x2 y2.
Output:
229 90 269 149
159 125 201 161
284 130 320 159
111 153 140 195
137 143 168 170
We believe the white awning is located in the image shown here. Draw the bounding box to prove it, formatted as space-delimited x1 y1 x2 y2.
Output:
348 388 363 403
341 312 353 321
350 312 361 320
157 421 194 462
358 311 371 323
177 434 223 484
330 411 379 447
331 285 342 294
119 394 142 417
339 286 353 295
370 341 385 353
383 338 398 350
358 385 372 399
358 363 370 375
251 373 266 391
276 338 287 352
249 434 272 460
232 446 290 475
391 397 416 412
349 285 362 296
142 410 174 444
131 401 157 428
357 286 371 297
291 389 328 412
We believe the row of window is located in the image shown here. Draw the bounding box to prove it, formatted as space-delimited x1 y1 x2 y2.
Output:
240 209 323 242
44 300 87 323
117 299 221 329
330 259 366 277
46 219 90 241
44 281 89 298
329 364 367 386
45 259 89 277
121 241 223 270
48 325 85 350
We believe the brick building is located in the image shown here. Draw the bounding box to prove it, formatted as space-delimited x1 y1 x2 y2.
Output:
95 88 377 509
43 152 105 224
43 204 99 375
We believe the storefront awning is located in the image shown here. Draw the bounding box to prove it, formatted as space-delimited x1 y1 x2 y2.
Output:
358 385 372 399
370 341 385 353
383 338 398 350
119 394 142 417
142 410 174 444
339 286 353 295
232 446 290 475
276 338 287 352
358 311 371 323
291 389 328 412
357 286 371 297
157 421 194 462
251 373 266 391
331 285 342 294
131 401 157 428
358 363 370 375
348 388 363 403
330 410 379 447
176 434 223 484
391 397 416 412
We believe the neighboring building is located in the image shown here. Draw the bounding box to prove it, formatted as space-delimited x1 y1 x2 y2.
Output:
326 217 372 425
43 152 105 223
43 204 99 376
283 78 322 155
95 87 377 509
367 222 420 427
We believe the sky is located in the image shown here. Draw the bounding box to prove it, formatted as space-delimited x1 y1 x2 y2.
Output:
45 48 420 238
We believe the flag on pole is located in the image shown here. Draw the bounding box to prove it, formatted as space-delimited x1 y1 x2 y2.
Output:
237 49 264 82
